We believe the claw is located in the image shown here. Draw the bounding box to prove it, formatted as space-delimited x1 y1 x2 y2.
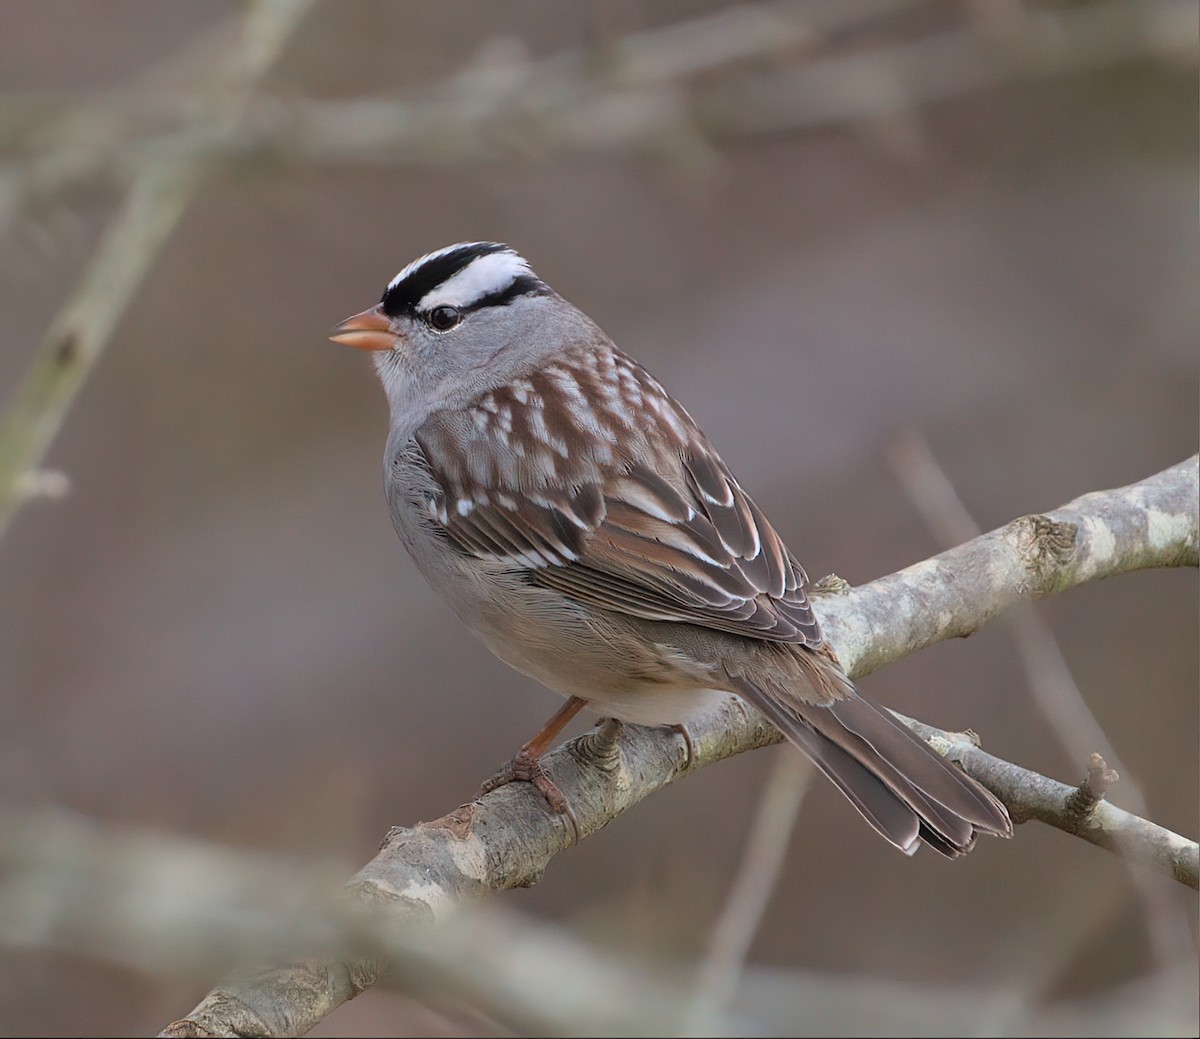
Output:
670 722 697 770
478 749 580 840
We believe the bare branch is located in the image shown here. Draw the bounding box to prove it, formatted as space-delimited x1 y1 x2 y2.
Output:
887 432 1195 971
151 456 1197 1035
814 455 1199 680
167 1 1200 172
886 431 1139 775
902 720 1199 890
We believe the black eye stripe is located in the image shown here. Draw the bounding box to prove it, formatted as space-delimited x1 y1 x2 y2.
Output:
464 274 548 312
417 275 552 333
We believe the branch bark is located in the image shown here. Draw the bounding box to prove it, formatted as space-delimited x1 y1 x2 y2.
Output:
886 432 1195 971
155 456 1198 1037
901 720 1198 889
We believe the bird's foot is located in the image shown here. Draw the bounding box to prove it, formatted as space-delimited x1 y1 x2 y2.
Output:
478 750 579 838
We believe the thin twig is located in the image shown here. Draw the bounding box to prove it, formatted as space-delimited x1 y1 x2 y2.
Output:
901 717 1198 889
690 753 813 1029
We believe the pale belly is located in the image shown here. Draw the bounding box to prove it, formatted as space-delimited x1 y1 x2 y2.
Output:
386 457 740 726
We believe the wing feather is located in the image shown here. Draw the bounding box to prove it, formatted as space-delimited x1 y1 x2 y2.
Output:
412 346 823 646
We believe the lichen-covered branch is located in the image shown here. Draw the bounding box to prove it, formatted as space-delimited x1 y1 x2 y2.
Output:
886 433 1196 971
155 457 1197 1036
813 455 1198 680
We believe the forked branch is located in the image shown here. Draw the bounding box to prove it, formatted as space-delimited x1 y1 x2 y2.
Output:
152 456 1197 1037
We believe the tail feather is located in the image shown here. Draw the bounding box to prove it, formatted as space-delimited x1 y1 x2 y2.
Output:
727 672 1011 858
752 692 924 855
822 694 1010 838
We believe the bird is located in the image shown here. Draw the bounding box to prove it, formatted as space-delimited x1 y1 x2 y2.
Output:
330 241 1012 857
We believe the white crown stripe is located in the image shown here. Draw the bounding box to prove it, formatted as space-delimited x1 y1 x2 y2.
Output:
415 251 532 312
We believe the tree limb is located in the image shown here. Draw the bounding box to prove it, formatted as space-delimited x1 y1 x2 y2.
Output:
155 456 1197 1036
812 455 1199 679
887 431 1195 971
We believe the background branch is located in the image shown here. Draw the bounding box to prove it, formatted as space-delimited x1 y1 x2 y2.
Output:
2 1 1188 189
6 804 1190 1039
689 753 814 1029
0 0 313 540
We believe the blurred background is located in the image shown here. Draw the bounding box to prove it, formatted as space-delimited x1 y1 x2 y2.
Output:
0 1 1196 1035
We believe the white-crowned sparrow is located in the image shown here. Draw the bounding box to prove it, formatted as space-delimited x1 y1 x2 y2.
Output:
331 242 1011 856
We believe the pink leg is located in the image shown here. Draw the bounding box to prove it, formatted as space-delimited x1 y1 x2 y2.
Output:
478 697 588 832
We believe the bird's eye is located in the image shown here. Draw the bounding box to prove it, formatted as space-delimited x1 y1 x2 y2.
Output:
425 305 462 332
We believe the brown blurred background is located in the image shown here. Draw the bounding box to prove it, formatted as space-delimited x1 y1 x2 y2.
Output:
0 1 1196 1035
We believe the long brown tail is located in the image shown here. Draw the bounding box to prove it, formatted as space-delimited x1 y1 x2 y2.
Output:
727 674 1012 857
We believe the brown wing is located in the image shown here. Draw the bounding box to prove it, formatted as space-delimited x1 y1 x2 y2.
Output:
413 345 822 646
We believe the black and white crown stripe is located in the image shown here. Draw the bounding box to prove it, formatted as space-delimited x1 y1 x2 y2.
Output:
380 242 547 318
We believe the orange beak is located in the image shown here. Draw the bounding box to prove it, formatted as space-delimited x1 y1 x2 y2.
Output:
329 305 398 351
